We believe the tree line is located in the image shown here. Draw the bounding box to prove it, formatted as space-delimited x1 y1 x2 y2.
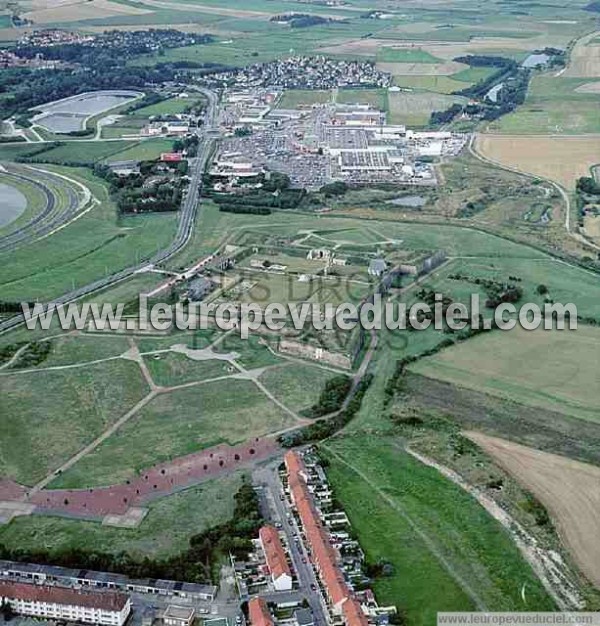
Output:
0 478 261 585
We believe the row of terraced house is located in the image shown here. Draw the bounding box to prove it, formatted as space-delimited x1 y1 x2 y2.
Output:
284 450 395 626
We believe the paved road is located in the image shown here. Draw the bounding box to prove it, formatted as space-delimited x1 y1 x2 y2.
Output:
0 87 219 335
253 462 330 626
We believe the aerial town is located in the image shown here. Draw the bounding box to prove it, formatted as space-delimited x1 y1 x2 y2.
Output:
210 88 466 188
2 3 600 626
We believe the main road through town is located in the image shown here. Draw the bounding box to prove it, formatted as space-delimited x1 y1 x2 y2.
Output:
0 87 219 334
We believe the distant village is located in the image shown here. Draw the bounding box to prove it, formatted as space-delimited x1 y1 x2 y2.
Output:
201 57 391 91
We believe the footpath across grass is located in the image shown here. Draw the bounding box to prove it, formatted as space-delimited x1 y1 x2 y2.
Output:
322 434 556 625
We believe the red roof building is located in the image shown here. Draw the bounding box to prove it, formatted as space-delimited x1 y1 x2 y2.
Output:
259 525 293 591
249 597 274 626
285 450 369 625
0 580 131 626
160 152 184 162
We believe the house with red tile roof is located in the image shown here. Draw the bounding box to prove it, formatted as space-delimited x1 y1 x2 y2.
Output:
249 596 274 626
0 580 131 626
284 451 370 626
259 525 293 591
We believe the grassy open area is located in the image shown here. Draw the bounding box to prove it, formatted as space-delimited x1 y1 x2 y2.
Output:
0 166 178 301
387 91 467 126
322 435 555 625
259 363 331 412
40 334 131 367
410 326 600 423
337 88 388 110
144 352 232 386
0 474 243 559
0 359 149 486
486 75 600 134
50 378 294 488
276 90 332 108
377 47 442 63
132 96 198 117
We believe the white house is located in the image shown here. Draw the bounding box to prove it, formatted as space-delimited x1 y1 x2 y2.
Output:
0 581 131 626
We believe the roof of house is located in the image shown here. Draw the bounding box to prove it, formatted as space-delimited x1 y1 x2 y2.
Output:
259 525 291 580
368 258 387 274
342 597 369 626
163 605 195 620
248 597 274 626
285 451 350 608
0 580 129 612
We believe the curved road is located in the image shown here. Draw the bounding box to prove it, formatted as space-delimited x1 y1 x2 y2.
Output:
0 166 85 253
0 87 219 334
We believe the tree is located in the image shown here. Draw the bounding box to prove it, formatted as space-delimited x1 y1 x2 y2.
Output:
536 284 548 296
1 599 15 621
320 181 348 196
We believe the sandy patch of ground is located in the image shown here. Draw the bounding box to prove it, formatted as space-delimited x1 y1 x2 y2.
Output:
564 31 600 78
575 81 600 93
377 61 466 76
583 214 600 241
319 36 546 62
475 134 600 190
465 432 600 590
23 0 150 24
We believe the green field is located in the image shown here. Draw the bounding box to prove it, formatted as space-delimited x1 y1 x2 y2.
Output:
387 91 467 126
0 473 243 559
276 90 332 108
0 359 149 486
391 75 466 95
322 435 555 625
377 47 442 64
0 166 178 301
487 75 600 134
143 352 232 386
50 378 294 488
133 96 198 117
39 334 131 368
337 88 388 110
410 326 600 422
259 363 331 412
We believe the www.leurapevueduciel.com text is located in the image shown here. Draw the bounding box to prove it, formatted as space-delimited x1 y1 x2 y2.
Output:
21 294 577 338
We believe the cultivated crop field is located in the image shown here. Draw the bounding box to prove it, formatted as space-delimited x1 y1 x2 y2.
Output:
466 432 600 589
409 326 600 423
475 134 600 189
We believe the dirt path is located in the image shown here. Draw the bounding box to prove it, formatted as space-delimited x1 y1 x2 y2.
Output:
322 444 488 611
406 445 583 609
465 432 600 593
